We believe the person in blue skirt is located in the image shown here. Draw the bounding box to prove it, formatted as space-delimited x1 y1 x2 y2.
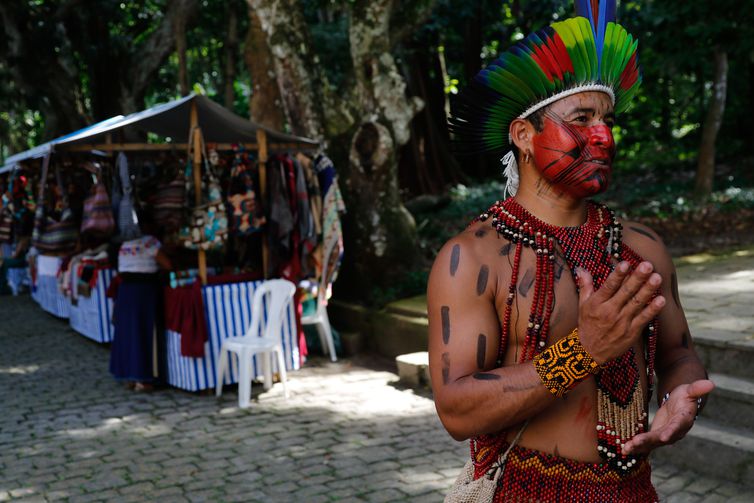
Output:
110 212 172 391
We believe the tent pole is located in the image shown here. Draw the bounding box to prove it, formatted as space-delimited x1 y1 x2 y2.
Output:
190 102 208 285
256 129 269 279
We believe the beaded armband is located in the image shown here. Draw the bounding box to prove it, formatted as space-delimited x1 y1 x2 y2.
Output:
534 328 601 397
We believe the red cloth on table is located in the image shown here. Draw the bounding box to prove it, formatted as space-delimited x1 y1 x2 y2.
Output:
106 274 122 298
164 282 208 358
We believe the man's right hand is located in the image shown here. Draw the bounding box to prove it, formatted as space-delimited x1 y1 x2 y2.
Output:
576 261 666 364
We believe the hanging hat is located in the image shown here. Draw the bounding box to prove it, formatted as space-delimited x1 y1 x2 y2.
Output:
449 0 641 195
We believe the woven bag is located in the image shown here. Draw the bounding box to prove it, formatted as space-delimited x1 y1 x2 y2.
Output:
179 131 227 250
81 178 115 237
0 207 13 243
32 156 79 254
444 422 527 503
151 173 186 232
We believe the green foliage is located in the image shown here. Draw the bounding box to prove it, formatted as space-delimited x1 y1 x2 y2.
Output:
368 268 429 308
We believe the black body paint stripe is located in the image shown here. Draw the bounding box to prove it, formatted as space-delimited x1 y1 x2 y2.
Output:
476 334 487 369
450 244 460 276
441 306 450 345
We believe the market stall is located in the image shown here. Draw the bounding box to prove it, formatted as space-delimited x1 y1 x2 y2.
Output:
1 93 341 391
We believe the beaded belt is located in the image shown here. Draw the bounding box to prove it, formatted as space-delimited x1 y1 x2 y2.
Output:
475 441 658 503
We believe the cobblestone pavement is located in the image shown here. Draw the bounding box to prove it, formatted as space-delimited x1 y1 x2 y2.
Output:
1 249 754 502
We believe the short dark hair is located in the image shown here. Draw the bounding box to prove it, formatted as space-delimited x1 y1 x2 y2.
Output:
511 106 548 161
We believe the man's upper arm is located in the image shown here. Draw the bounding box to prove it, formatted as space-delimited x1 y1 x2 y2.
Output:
427 237 502 397
622 222 702 375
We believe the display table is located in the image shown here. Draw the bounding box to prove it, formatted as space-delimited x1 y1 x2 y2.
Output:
32 255 69 318
165 280 300 392
68 268 116 343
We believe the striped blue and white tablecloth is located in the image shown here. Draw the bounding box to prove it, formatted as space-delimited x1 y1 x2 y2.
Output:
165 280 300 392
68 269 115 343
33 255 69 319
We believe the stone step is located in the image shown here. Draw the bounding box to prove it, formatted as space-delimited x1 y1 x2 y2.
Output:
700 373 754 432
650 411 754 487
693 328 754 380
385 295 427 319
395 351 430 388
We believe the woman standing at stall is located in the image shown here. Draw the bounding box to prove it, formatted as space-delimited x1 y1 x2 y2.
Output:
110 212 172 391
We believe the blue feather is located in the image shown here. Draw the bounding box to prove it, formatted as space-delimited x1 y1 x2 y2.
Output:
574 0 617 72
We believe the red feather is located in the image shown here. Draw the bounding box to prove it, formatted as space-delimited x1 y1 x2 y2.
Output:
547 33 574 76
619 52 639 90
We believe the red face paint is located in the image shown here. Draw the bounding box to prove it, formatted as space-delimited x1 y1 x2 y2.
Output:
531 111 616 198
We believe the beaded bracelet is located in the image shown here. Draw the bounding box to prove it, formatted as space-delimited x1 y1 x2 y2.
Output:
661 391 703 420
534 328 601 397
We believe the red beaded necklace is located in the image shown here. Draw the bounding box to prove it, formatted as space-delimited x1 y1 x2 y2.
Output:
474 197 658 475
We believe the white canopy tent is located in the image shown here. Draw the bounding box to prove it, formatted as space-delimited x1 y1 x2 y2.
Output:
0 93 318 174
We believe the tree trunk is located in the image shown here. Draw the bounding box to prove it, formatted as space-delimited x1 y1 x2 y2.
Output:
244 7 285 130
694 48 728 199
223 6 239 109
121 0 198 113
249 0 434 301
246 0 326 139
336 0 426 297
175 6 190 97
0 3 87 139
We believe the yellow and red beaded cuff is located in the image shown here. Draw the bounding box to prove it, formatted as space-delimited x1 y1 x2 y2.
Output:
534 328 601 397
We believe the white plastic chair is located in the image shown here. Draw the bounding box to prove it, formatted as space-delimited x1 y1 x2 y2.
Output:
301 242 338 362
215 279 295 408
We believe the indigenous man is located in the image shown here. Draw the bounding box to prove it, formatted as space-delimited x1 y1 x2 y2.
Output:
428 1 713 501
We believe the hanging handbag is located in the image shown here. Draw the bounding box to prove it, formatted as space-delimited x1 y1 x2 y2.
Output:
444 422 528 503
150 170 186 232
0 206 12 243
0 172 15 243
33 156 79 255
115 152 141 240
179 130 228 250
81 170 115 237
227 162 266 235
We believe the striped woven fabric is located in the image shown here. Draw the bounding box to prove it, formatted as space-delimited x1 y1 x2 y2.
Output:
34 255 69 318
68 269 115 343
166 280 300 392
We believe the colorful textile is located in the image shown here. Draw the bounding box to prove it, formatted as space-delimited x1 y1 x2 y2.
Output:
314 154 345 285
474 440 657 502
118 235 161 274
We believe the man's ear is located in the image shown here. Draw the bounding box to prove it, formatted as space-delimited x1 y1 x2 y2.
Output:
509 118 535 155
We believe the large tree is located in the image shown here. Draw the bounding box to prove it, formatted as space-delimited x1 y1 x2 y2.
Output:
247 0 435 301
0 0 198 141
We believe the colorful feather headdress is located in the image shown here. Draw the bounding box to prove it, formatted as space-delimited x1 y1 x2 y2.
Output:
449 0 641 194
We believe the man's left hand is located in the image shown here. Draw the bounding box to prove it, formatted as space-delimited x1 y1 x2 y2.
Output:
622 379 715 455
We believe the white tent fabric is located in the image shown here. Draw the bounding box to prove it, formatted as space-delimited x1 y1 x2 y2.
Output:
0 93 318 174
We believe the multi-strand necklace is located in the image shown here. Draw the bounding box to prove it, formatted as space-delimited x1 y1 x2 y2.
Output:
476 197 658 474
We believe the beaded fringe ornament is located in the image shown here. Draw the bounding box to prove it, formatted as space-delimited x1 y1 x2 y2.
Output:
474 198 658 475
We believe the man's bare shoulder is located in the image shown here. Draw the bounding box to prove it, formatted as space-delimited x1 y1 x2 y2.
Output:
620 219 673 272
432 221 515 276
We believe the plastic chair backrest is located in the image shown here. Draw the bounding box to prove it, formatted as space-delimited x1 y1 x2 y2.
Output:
248 279 296 342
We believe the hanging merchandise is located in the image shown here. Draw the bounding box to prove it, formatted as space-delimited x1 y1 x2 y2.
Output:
0 173 16 243
32 156 79 255
178 131 228 250
150 159 186 233
227 146 265 236
80 166 115 238
115 152 141 240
